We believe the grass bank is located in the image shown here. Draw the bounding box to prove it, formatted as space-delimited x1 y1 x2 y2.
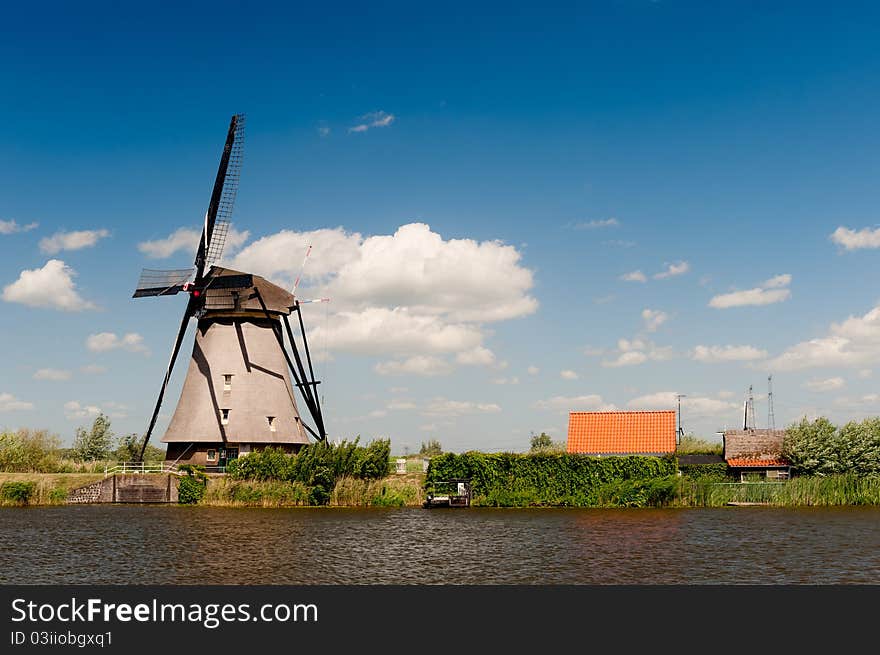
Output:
676 474 880 507
199 472 426 508
0 472 104 506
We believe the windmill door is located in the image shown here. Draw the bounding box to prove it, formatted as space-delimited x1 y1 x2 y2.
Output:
218 447 239 469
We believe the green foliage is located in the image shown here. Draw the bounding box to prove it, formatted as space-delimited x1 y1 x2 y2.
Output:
178 475 206 504
676 435 723 455
113 434 165 463
783 417 880 476
227 438 392 484
419 439 443 456
177 463 208 504
73 413 113 461
48 487 69 504
529 432 553 451
1 481 36 504
678 463 731 483
0 429 62 472
426 451 678 507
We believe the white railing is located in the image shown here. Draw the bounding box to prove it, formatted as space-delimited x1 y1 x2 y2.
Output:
104 462 180 476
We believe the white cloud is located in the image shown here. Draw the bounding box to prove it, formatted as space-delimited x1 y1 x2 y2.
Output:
560 369 579 380
858 369 872 379
602 351 648 367
63 400 102 420
86 332 148 353
653 261 690 279
138 226 249 259
39 229 109 254
602 241 635 248
601 338 673 368
348 110 395 133
422 398 502 416
709 274 791 308
33 368 72 381
641 308 669 333
2 260 96 311
830 225 880 250
833 393 880 409
627 391 738 416
232 223 536 369
691 344 768 363
374 356 453 377
534 394 615 411
571 218 619 229
620 270 647 283
314 308 483 356
765 305 880 370
0 392 34 411
386 400 417 411
582 346 605 356
81 364 107 374
491 376 519 385
527 366 539 375
0 219 38 234
317 126 331 137
804 377 845 392
455 346 496 366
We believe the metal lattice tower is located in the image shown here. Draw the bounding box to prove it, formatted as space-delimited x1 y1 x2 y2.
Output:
767 374 776 430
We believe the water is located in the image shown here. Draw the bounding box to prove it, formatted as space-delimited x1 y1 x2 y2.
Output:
1 505 878 584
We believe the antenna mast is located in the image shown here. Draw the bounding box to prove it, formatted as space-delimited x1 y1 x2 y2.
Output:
676 394 687 444
743 385 756 431
767 374 776 430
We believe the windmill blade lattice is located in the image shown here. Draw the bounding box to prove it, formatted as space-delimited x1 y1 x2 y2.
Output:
204 114 245 269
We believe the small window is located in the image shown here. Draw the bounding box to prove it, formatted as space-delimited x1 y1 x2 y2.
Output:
207 449 217 461
267 416 276 432
221 408 230 425
223 374 233 391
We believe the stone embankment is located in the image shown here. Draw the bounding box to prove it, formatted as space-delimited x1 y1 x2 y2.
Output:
67 473 179 503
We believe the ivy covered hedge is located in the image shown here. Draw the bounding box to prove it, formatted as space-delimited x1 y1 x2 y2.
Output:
678 463 731 483
426 452 679 507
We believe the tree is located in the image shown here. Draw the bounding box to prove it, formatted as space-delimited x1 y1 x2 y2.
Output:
530 431 553 451
419 439 443 457
73 413 113 461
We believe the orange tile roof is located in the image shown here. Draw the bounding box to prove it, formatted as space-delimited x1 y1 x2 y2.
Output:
567 410 676 455
726 458 790 468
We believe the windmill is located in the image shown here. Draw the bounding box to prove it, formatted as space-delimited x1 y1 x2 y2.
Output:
132 114 326 468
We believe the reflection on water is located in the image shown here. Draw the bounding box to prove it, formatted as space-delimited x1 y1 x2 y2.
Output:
1 505 878 584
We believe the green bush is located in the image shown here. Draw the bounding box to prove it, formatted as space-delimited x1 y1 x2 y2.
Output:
178 475 206 504
784 417 880 476
1 481 36 504
426 451 678 507
227 438 392 485
0 429 62 472
678 463 730 483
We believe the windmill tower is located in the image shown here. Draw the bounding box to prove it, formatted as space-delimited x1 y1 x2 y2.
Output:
132 114 326 468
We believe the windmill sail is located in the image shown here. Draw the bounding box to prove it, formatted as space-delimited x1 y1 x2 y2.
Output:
132 268 195 298
196 114 245 278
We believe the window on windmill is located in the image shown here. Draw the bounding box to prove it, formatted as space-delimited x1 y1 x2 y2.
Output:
223 374 233 391
267 416 276 432
221 408 230 425
207 449 217 461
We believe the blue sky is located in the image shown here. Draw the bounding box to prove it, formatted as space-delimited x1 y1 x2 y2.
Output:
2 1 880 454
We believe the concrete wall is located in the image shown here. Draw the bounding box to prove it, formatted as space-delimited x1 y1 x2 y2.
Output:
67 474 179 503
